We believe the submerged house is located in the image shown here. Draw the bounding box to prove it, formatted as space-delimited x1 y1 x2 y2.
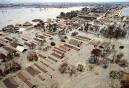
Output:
23 21 33 27
23 21 34 30
2 25 19 33
3 77 18 88
0 47 13 62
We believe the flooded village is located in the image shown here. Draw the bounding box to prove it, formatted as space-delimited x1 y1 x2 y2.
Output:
0 2 129 88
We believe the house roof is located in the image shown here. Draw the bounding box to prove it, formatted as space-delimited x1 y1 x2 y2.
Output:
23 21 33 26
16 46 26 52
0 48 9 56
18 28 26 32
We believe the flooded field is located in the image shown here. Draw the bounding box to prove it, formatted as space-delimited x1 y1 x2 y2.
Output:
0 7 83 29
0 3 129 88
122 7 129 16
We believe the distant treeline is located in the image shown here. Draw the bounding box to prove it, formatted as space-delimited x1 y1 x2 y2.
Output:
0 2 129 8
59 11 79 19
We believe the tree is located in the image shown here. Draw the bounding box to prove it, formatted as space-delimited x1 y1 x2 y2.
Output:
89 49 101 64
60 12 65 17
71 32 78 36
82 7 89 11
59 63 68 73
101 25 127 39
47 23 53 32
77 64 85 72
51 42 56 46
91 49 101 57
65 11 78 19
27 51 38 61
53 23 58 32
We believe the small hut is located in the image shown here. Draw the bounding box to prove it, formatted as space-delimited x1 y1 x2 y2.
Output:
23 21 33 27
